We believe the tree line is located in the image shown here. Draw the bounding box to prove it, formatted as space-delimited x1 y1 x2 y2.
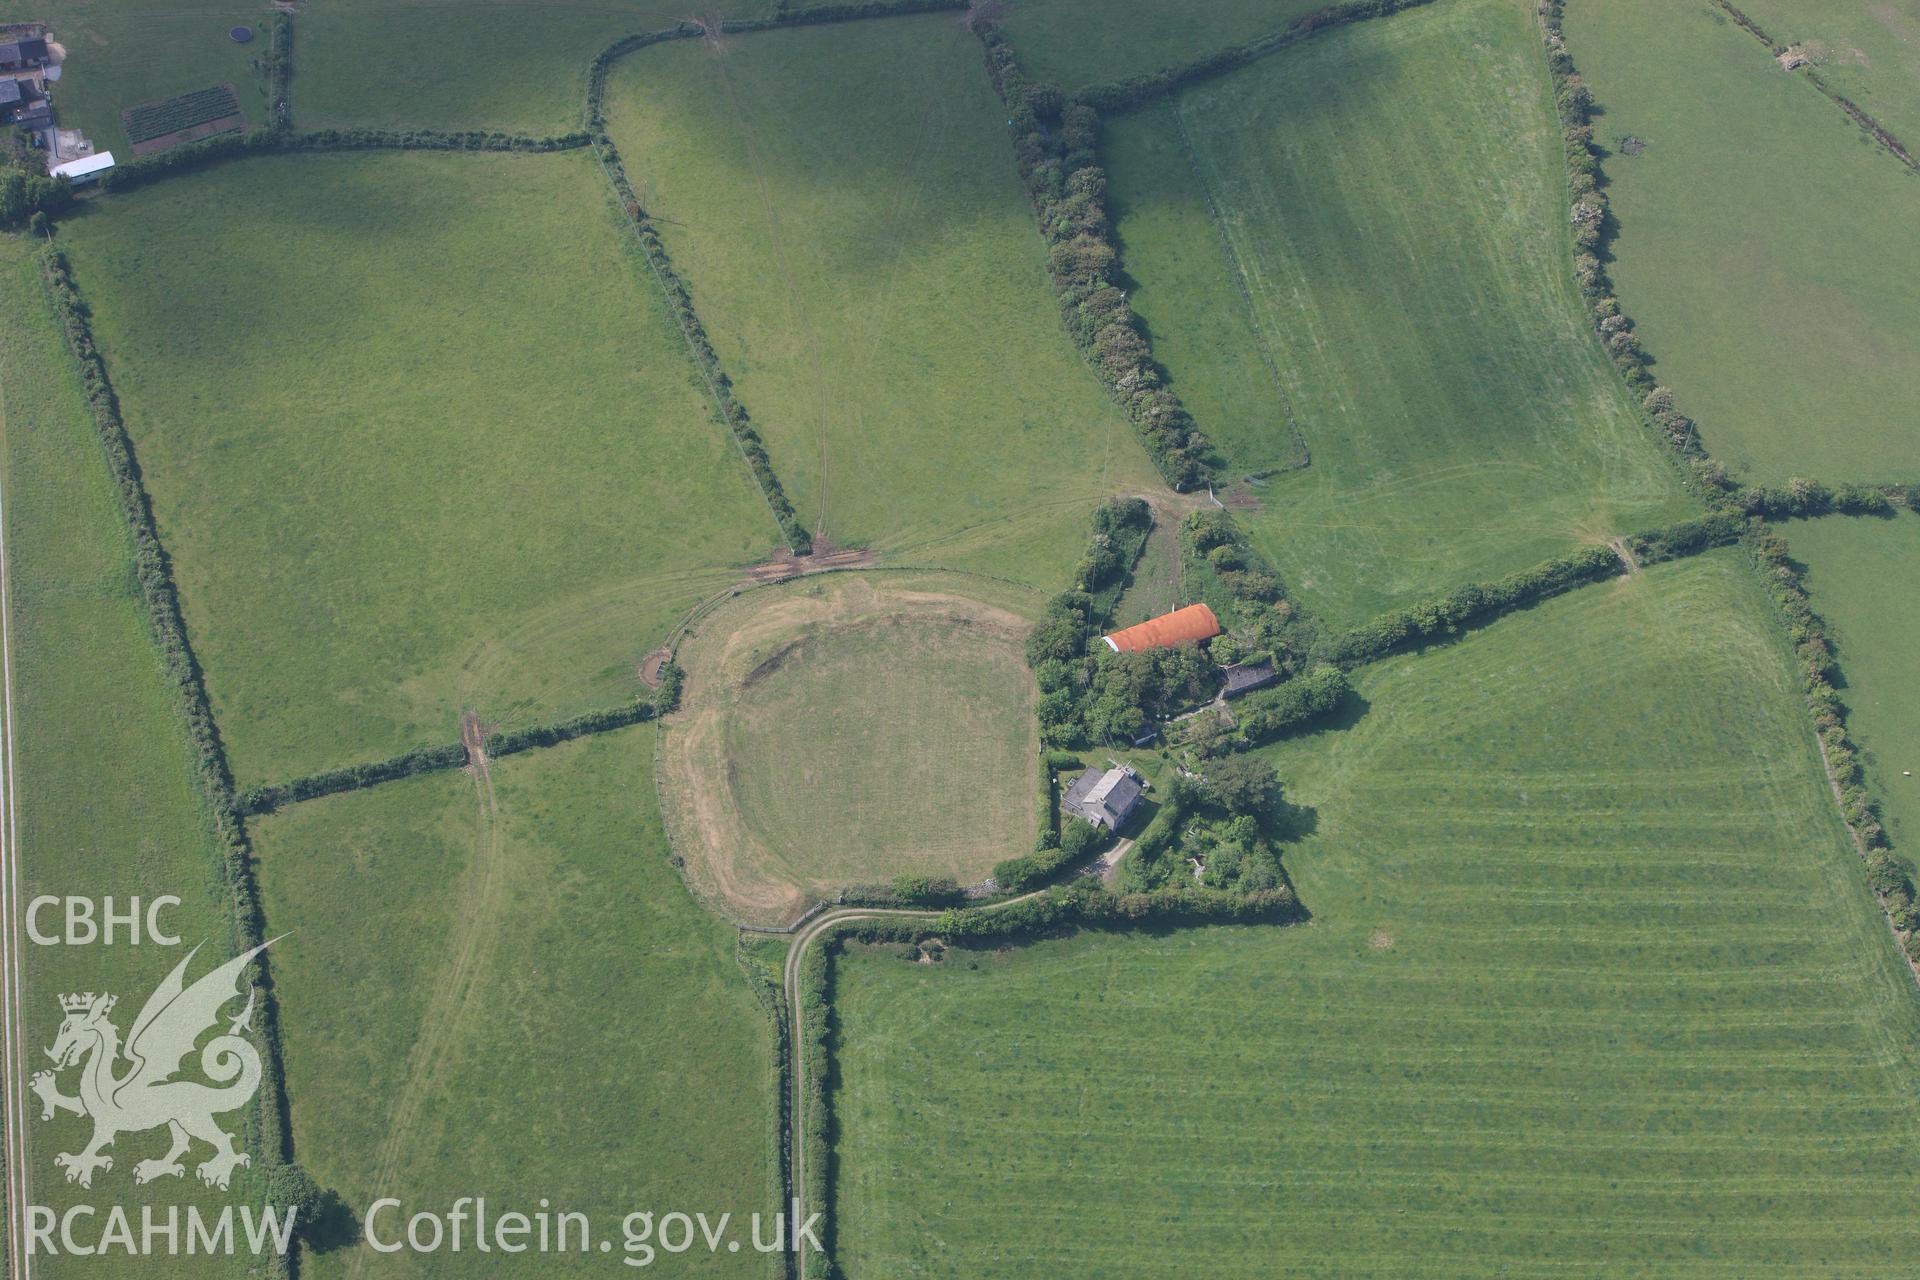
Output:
976 21 1216 489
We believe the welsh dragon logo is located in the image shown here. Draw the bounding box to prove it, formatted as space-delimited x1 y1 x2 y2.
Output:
30 938 276 1190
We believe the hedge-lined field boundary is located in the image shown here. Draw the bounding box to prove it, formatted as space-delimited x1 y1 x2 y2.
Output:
975 23 1217 489
1319 544 1623 666
734 940 796 1280
1545 2 1920 985
1744 524 1920 968
1703 0 1918 173
239 677 679 815
585 25 813 554
1075 0 1441 113
37 246 295 1276
96 126 593 192
796 879 1303 1275
267 11 293 129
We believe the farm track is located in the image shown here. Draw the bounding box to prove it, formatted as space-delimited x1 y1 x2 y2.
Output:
780 888 1038 1280
348 738 505 1279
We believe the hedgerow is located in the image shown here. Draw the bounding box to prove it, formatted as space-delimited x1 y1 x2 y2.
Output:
1200 665 1349 755
583 27 812 553
1743 523 1920 953
1622 512 1744 566
242 690 673 815
39 245 293 1274
795 936 837 1274
267 10 293 129
973 22 1215 489
1075 0 1441 112
1180 509 1320 671
1319 545 1622 666
1735 479 1897 521
97 126 593 193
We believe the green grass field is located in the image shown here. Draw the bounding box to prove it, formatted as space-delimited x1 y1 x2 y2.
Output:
1733 0 1920 156
254 723 776 1277
1563 0 1920 483
1104 117 1305 478
56 150 778 790
1106 0 1693 629
293 0 761 135
0 0 268 155
999 0 1335 90
722 607 1035 883
1787 512 1920 861
832 552 1920 1276
0 237 266 1276
601 15 1160 590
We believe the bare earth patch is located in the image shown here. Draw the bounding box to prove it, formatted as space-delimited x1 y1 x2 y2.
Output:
657 574 1036 926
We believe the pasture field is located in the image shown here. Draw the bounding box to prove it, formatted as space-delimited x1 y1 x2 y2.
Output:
254 723 776 1278
1102 116 1304 478
1734 0 1920 154
1106 0 1693 629
292 0 768 136
1788 512 1920 861
1563 0 1920 482
659 573 1039 925
0 0 267 154
0 237 263 1275
999 0 1336 90
601 14 1160 590
56 150 778 790
833 552 1920 1276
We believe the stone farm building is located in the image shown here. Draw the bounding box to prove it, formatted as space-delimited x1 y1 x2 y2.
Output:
1062 765 1144 831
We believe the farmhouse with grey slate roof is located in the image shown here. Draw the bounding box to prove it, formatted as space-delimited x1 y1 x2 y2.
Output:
1062 765 1143 831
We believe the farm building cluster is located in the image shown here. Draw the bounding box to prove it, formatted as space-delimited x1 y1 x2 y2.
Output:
0 23 112 180
1055 602 1289 833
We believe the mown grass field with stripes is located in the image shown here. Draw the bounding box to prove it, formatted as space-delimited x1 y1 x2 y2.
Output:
1562 0 1920 483
601 14 1159 589
1104 0 1693 629
832 552 1920 1276
55 150 777 790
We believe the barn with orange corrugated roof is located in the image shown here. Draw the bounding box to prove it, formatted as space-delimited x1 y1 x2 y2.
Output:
1101 602 1222 653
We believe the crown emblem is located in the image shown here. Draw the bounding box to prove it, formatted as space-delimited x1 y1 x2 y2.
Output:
59 992 111 1016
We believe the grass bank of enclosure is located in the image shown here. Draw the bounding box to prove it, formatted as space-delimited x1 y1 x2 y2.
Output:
601 14 1159 588
1562 0 1920 484
831 552 1920 1275
255 723 775 1278
0 236 266 1275
659 573 1041 925
1104 0 1692 629
55 150 778 790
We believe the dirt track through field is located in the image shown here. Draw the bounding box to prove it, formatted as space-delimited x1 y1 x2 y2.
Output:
348 742 506 1277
